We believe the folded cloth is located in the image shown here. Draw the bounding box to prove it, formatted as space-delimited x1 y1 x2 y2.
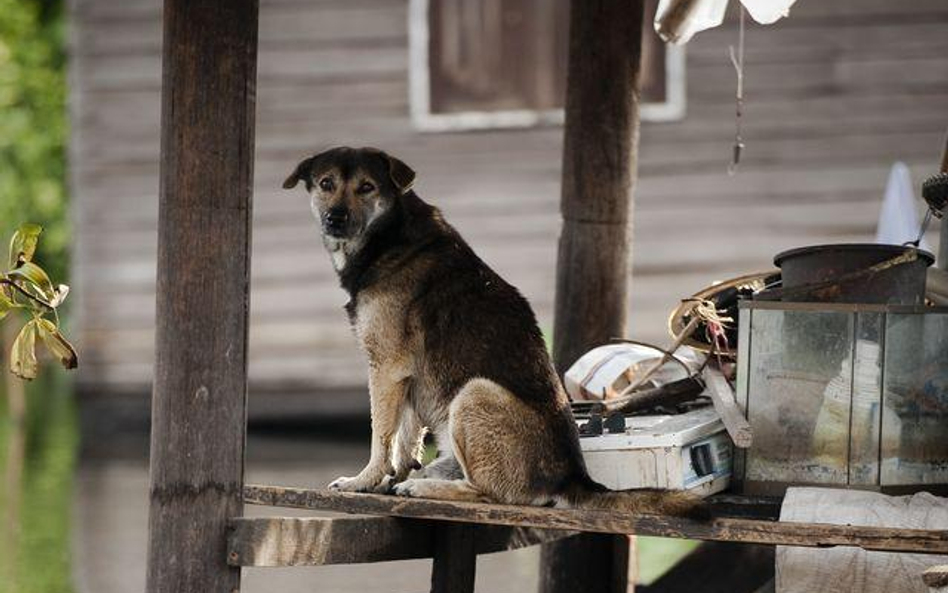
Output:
777 487 948 593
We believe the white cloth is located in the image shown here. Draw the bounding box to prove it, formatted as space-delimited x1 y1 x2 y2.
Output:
777 487 948 593
655 0 797 44
875 161 930 250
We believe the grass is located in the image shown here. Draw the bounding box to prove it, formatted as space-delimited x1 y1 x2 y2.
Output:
637 536 699 584
0 370 78 593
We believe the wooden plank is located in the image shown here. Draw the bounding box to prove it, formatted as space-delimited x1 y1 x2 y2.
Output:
703 369 753 449
74 51 407 93
226 515 571 567
74 4 408 56
242 485 948 555
144 0 258 592
431 523 477 593
923 566 948 589
73 158 939 213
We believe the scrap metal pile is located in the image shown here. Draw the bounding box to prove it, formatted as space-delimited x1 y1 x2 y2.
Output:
570 140 948 498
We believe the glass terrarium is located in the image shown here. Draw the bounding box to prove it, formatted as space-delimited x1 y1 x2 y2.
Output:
734 301 948 495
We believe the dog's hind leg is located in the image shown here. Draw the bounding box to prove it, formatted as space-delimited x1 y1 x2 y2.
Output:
446 378 574 506
393 478 486 502
395 378 549 505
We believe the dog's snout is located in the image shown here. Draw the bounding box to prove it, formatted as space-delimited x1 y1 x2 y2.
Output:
326 207 348 225
324 207 349 235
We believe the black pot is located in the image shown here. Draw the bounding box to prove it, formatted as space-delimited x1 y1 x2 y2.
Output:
774 243 934 305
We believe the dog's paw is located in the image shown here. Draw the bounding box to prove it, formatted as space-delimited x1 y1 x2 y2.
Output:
392 478 421 498
375 473 404 494
327 474 381 493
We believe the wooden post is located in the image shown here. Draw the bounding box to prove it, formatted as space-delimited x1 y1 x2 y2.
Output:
543 0 646 592
145 0 258 591
431 523 477 593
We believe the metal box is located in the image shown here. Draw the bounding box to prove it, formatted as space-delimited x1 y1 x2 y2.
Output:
735 301 948 495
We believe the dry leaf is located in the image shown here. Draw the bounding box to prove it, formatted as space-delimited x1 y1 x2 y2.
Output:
36 318 78 370
11 319 39 380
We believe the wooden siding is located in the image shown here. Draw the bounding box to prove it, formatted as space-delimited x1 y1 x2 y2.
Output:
68 0 948 399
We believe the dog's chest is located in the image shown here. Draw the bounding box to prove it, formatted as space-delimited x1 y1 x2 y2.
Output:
351 290 410 361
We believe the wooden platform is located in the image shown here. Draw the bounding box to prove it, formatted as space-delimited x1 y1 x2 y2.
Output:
234 484 948 568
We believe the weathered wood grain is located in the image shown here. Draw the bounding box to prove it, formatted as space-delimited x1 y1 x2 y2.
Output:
242 485 948 555
226 515 571 567
144 0 258 592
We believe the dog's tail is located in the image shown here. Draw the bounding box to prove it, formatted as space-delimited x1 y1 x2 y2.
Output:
563 475 706 517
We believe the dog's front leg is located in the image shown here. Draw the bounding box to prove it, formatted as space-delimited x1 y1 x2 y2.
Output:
388 406 426 482
328 368 409 493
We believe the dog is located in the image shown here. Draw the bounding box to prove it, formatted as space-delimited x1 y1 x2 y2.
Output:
284 146 698 515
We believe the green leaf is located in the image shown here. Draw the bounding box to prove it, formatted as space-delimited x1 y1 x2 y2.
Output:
36 318 78 370
0 289 14 321
10 319 39 380
8 261 56 303
8 223 43 268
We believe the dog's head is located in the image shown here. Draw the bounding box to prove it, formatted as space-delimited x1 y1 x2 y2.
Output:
283 147 415 250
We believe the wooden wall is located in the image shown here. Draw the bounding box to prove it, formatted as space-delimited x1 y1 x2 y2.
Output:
68 0 948 405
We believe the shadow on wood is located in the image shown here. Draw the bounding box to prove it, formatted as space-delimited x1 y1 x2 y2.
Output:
638 542 775 593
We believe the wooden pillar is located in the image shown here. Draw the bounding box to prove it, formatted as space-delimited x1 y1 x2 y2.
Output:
145 0 258 591
542 0 646 592
431 523 477 593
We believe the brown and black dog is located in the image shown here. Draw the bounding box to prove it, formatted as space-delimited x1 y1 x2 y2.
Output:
284 146 697 514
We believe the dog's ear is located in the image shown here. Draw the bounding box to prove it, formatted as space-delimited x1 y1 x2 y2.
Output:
385 154 416 194
283 155 316 190
363 148 415 194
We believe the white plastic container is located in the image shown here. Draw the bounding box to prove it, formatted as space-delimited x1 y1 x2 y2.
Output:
577 406 732 496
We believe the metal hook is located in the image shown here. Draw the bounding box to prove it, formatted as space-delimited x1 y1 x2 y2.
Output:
727 5 746 176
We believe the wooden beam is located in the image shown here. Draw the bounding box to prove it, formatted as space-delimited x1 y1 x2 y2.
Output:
243 485 948 555
145 0 258 591
548 0 647 589
227 515 571 567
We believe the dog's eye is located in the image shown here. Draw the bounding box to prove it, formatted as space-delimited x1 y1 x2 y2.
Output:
357 181 375 194
318 177 334 191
